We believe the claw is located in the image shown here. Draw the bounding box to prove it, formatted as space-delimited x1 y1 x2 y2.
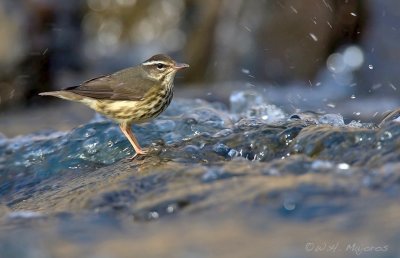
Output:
128 150 149 161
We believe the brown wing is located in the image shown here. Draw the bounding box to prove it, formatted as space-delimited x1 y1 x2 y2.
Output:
64 67 157 101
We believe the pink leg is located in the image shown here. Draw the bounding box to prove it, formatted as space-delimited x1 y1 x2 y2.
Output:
119 124 148 160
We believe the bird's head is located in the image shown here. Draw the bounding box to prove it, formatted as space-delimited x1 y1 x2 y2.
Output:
141 54 189 83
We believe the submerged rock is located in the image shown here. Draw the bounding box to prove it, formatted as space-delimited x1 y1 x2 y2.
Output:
0 92 400 258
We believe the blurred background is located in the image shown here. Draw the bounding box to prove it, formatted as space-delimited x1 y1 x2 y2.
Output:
0 0 399 136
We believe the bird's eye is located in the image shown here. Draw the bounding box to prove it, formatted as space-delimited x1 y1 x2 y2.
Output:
157 63 165 69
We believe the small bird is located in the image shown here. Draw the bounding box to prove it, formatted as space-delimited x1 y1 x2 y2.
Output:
40 54 189 160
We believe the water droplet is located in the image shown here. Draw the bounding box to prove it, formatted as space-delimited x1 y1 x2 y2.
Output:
148 211 159 220
241 68 250 74
389 83 397 91
311 160 333 170
243 25 251 32
309 33 318 42
166 205 175 213
337 163 350 170
290 5 298 13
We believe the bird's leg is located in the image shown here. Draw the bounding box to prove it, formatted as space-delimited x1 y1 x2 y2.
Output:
119 123 148 160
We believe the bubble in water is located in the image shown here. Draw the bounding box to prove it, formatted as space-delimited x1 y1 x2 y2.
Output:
83 137 100 154
84 128 97 138
283 198 296 211
380 131 393 141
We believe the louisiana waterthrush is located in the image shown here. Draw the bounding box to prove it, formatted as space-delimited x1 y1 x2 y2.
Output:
40 54 189 159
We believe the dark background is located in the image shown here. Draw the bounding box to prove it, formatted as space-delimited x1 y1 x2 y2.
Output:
0 0 399 136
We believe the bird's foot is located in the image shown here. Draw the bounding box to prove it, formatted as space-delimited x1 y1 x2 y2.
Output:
128 149 149 161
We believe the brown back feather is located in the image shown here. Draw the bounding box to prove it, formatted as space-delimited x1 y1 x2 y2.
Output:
64 66 158 101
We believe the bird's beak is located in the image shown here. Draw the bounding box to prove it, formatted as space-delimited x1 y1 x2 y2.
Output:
174 63 190 70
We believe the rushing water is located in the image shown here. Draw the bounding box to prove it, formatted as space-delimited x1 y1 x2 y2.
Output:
0 90 399 258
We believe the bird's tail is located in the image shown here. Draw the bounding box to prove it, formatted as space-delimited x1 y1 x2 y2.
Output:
39 91 84 102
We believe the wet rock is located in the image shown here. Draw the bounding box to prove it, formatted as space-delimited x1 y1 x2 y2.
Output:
1 92 400 257
87 189 136 213
0 204 9 219
212 143 231 157
289 111 320 124
290 111 344 126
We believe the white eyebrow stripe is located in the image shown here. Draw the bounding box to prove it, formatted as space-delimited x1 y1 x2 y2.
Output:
142 60 169 66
